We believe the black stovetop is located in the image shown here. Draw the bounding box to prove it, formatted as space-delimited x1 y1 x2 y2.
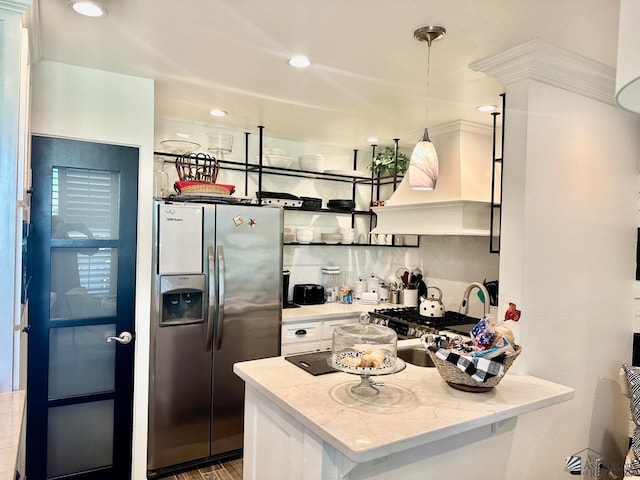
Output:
371 307 478 327
369 307 479 338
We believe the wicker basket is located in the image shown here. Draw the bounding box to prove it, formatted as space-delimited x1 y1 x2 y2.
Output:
175 152 219 183
425 345 522 393
174 181 234 195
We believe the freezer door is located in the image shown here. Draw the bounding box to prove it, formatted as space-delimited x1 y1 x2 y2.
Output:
210 204 283 456
148 205 211 473
157 204 203 274
147 318 212 471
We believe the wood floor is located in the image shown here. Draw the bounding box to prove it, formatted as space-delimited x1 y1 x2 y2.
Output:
168 458 243 480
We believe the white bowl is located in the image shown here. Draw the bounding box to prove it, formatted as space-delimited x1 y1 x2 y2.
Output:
160 139 201 155
296 233 314 243
265 147 287 156
264 154 293 169
340 234 355 244
296 227 314 244
321 233 343 245
299 154 325 172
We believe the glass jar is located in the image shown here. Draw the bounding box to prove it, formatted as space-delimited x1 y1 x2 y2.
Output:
153 158 169 199
321 264 341 302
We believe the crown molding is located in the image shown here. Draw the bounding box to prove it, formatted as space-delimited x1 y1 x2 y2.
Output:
470 39 616 106
0 0 31 14
431 120 493 137
23 0 40 64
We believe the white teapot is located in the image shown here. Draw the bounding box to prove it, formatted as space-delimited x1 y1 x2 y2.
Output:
419 286 445 318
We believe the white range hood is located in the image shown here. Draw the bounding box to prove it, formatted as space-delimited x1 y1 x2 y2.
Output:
371 121 495 236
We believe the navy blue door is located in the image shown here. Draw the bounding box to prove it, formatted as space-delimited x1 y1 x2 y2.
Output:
27 136 138 480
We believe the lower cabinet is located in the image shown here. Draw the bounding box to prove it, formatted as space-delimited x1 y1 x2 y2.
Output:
281 316 358 355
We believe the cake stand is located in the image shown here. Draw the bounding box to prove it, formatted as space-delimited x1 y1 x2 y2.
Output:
328 354 406 397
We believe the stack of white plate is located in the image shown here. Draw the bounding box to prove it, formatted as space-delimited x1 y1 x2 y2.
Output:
321 233 343 244
283 227 295 243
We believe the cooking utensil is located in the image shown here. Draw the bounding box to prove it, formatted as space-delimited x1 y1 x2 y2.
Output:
419 286 445 317
259 191 299 199
483 279 499 306
327 199 355 211
299 196 322 209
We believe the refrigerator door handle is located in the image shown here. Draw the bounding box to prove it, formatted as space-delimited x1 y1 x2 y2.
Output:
205 246 216 351
215 245 225 350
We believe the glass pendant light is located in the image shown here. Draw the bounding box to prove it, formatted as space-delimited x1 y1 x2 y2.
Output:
615 0 640 113
409 25 446 191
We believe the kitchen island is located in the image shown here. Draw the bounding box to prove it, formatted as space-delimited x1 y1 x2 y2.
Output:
0 390 25 480
234 356 573 480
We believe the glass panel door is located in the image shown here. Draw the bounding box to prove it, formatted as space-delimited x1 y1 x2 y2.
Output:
28 136 138 480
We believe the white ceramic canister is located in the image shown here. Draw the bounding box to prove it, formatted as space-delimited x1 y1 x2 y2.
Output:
403 288 418 307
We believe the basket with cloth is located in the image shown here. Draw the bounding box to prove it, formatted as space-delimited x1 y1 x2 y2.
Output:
422 315 521 392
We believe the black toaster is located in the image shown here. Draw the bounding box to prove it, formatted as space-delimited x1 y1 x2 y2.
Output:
292 284 325 305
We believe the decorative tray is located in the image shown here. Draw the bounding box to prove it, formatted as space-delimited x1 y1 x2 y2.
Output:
169 194 253 204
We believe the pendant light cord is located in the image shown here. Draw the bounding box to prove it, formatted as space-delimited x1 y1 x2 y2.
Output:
424 40 432 128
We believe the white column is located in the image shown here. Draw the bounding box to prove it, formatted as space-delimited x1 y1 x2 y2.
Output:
472 39 640 478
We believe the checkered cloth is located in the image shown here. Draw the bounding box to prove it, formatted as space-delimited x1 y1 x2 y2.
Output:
622 364 640 476
428 345 506 383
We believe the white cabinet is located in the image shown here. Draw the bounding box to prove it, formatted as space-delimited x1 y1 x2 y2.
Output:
0 1 32 393
281 316 358 355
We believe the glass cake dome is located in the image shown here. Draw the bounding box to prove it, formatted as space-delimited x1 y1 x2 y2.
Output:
331 323 398 374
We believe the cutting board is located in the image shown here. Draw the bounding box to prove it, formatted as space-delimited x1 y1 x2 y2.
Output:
285 351 337 376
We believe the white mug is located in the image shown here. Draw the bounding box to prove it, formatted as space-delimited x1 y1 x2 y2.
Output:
369 233 378 244
385 234 393 245
377 233 387 244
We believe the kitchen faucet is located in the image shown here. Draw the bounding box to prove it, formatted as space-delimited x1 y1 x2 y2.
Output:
460 282 490 316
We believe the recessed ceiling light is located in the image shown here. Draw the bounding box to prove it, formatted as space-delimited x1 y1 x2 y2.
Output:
175 132 191 139
69 1 107 17
366 137 379 143
210 109 227 117
476 104 497 112
288 55 311 68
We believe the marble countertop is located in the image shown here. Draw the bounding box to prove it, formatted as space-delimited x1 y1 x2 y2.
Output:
0 390 25 480
282 301 396 323
234 356 574 463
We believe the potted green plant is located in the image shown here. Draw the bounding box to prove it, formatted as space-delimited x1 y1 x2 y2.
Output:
368 146 409 176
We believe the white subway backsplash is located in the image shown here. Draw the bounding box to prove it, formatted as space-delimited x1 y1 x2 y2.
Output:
284 235 499 314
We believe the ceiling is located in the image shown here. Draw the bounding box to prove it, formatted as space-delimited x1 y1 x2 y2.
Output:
31 0 620 150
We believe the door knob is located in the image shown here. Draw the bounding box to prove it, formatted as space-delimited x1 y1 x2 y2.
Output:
106 331 133 345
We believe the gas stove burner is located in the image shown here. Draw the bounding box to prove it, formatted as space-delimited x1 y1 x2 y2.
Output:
368 307 480 340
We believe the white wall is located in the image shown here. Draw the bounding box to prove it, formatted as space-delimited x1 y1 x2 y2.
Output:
30 60 154 480
500 79 639 477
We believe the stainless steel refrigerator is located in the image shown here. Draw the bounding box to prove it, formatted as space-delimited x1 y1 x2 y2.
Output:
148 201 283 476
